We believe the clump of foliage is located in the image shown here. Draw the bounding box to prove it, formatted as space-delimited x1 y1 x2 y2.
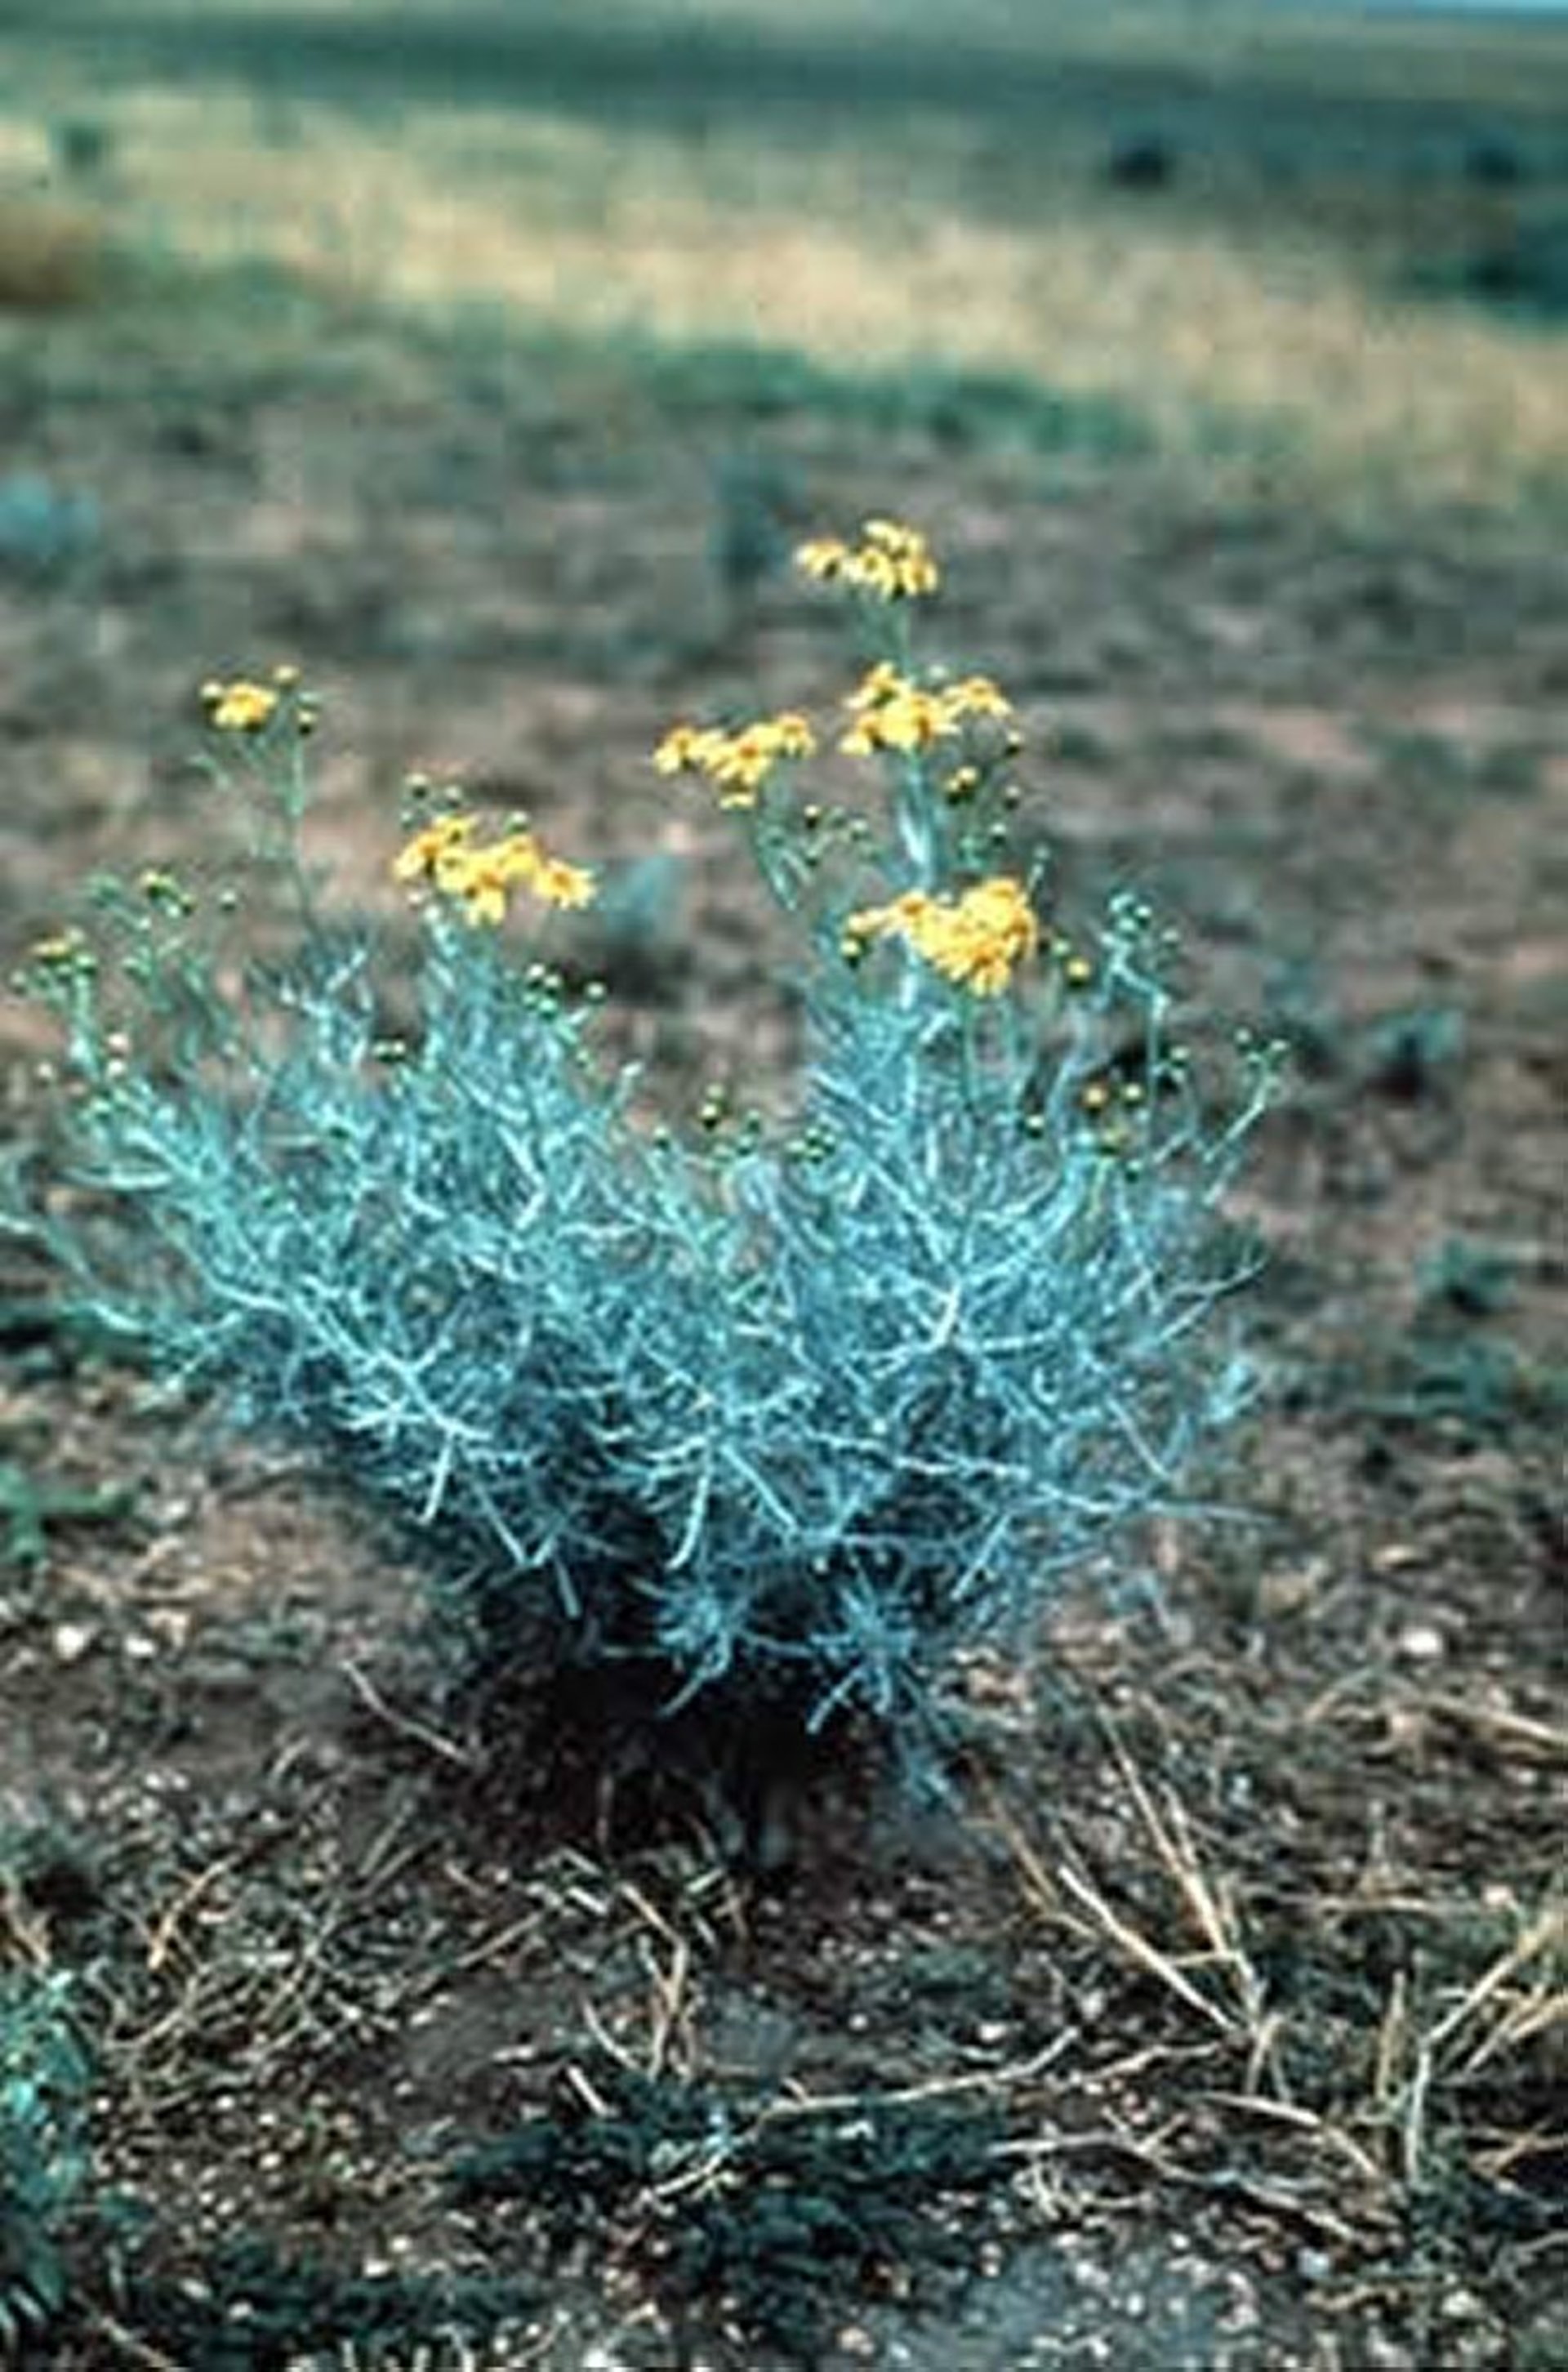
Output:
11 520 1280 1788
0 1457 135 1576
0 1972 90 2352
115 2240 540 2370
1418 1235 1516 1320
450 2056 1009 2356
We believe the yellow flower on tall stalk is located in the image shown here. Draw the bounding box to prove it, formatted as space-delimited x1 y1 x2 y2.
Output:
203 678 282 735
393 819 595 926
845 876 1039 996
841 667 947 756
840 663 1013 757
201 665 318 738
796 517 939 601
653 711 816 809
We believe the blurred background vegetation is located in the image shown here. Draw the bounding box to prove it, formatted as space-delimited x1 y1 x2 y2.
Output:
2 0 1566 530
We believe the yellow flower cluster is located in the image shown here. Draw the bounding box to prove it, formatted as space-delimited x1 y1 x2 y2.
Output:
203 679 280 734
840 662 1013 758
201 664 310 737
796 517 939 601
844 876 1039 997
393 814 595 927
653 711 816 809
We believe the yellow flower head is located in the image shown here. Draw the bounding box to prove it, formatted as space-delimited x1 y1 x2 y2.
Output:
845 876 1038 996
443 849 513 928
796 518 939 601
653 723 728 777
653 711 817 809
203 678 282 735
522 849 598 912
843 662 905 716
840 664 1013 760
397 818 595 925
796 536 851 583
841 670 946 757
944 674 1013 723
843 888 938 951
393 813 476 886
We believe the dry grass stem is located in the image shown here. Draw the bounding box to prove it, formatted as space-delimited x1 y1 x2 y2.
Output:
1200 2091 1388 2194
1050 1856 1238 2037
83 2308 185 2372
1420 1695 1568 1763
0 1875 52 1971
340 1656 479 1768
1106 1729 1274 2040
141 1852 242 1975
1423 1902 1566 2062
766 2036 1078 2124
991 1732 1284 2083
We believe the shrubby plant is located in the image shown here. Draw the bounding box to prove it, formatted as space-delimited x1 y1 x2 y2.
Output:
12 520 1280 1790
